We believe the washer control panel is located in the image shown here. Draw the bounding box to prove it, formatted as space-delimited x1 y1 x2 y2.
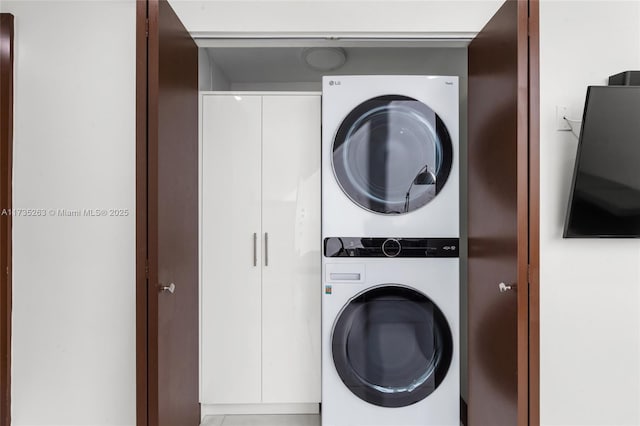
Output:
324 237 459 258
381 239 402 257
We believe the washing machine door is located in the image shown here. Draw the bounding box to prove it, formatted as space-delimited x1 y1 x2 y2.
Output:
332 95 453 215
331 285 453 407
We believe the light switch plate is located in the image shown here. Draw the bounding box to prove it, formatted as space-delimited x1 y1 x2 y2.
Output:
556 105 571 131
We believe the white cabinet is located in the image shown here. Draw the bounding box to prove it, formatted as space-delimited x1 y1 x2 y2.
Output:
201 94 263 404
201 93 321 406
261 96 321 403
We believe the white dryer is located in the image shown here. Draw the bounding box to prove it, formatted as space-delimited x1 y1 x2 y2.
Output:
321 238 460 426
322 75 459 238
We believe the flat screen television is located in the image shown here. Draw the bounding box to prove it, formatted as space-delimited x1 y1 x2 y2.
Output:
564 86 640 237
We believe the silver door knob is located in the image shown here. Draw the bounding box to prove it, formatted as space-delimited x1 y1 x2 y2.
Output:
498 282 516 293
160 282 176 294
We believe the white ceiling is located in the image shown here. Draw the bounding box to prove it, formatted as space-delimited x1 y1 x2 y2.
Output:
169 1 505 37
206 46 468 84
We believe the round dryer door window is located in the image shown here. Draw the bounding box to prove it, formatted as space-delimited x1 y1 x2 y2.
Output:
332 285 453 407
332 95 453 214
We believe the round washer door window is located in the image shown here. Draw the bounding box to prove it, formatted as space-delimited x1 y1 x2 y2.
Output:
332 285 453 407
332 95 453 215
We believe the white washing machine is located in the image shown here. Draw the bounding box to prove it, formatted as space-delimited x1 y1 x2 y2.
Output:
321 238 460 426
322 75 459 238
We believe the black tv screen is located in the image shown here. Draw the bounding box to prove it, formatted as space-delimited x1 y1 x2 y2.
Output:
564 86 640 237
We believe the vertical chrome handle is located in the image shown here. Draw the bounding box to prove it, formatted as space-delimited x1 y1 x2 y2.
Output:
253 232 257 267
264 232 269 266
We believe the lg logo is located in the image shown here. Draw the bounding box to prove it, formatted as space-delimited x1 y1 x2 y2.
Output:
328 80 341 86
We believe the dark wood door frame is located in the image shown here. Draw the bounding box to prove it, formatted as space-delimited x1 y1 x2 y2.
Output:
519 1 541 424
137 1 200 425
134 0 540 424
467 0 539 424
0 13 14 426
136 1 149 425
528 1 541 424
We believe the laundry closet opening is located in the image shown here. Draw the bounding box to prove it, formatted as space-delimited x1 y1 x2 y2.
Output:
197 38 470 421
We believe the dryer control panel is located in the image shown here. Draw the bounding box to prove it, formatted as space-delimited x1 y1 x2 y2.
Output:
324 237 459 258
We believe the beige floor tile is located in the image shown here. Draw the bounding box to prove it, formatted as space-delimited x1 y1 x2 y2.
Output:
220 414 320 426
201 415 225 426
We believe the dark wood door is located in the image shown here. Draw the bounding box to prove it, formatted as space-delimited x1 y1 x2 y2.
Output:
468 0 538 425
0 13 13 426
137 1 199 425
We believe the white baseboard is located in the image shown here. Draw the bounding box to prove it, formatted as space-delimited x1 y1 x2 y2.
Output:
201 403 320 416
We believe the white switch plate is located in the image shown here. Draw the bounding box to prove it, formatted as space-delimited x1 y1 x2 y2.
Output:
556 105 571 131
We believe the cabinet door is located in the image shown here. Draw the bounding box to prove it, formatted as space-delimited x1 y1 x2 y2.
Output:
261 95 321 403
201 94 262 404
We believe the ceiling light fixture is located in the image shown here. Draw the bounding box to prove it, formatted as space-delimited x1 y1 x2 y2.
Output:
302 47 347 71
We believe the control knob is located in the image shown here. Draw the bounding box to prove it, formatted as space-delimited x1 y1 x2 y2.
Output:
382 238 401 258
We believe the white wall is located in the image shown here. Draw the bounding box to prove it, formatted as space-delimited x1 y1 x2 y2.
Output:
539 1 640 425
199 49 214 91
2 0 639 424
1 1 137 425
209 53 231 91
199 49 231 91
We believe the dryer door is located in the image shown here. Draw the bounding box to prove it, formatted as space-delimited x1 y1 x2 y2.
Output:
331 285 453 407
332 95 453 215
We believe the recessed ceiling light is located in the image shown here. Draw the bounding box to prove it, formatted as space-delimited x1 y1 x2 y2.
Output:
302 47 347 71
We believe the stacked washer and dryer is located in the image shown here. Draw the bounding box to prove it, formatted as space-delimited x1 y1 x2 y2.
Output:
321 76 460 426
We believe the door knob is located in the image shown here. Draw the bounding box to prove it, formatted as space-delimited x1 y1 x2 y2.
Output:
498 282 516 293
160 282 176 294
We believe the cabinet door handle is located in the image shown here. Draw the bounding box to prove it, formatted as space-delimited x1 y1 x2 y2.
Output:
264 232 269 266
253 232 257 267
160 282 176 294
498 282 517 292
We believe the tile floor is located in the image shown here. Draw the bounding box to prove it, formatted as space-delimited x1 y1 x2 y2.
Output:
201 414 465 426
201 414 321 426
